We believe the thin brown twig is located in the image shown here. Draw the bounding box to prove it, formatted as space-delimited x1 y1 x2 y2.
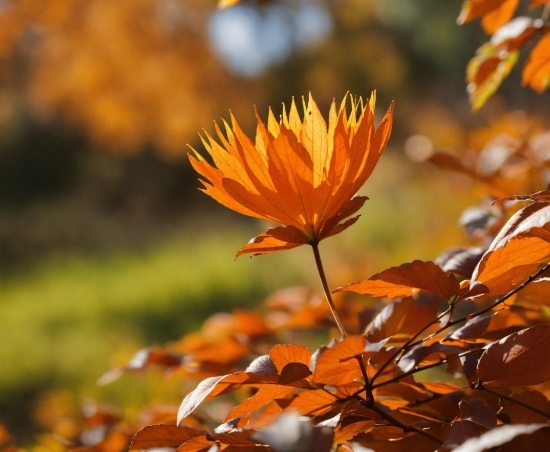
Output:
311 242 348 337
356 355 375 406
476 384 550 420
405 261 550 351
371 404 444 445
371 348 482 389
369 307 452 385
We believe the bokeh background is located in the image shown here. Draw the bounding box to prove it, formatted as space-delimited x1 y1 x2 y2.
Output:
1 0 549 443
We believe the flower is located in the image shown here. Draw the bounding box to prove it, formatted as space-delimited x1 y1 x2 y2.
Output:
189 92 394 257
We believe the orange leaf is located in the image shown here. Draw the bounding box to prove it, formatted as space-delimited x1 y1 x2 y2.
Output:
522 32 550 93
269 344 311 372
176 435 215 452
517 277 550 306
225 386 295 422
191 94 393 256
130 425 203 450
457 0 504 24
312 336 366 385
471 236 550 296
286 389 341 416
466 18 536 109
177 372 276 424
478 324 550 387
367 296 440 343
340 260 460 300
480 0 520 34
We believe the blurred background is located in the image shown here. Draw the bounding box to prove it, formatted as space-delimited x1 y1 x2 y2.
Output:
1 0 549 443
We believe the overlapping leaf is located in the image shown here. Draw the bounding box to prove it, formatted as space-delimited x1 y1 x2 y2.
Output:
339 260 460 301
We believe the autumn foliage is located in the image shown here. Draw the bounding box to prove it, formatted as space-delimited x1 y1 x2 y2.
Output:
4 1 550 451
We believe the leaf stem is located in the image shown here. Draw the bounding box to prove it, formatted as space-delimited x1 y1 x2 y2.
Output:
356 355 375 406
371 348 481 389
311 242 348 337
476 384 550 420
369 307 452 385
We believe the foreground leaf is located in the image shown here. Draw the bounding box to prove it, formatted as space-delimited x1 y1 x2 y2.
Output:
130 425 203 449
478 324 550 387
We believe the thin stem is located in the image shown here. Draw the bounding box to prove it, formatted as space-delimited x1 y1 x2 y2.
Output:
311 242 348 337
371 348 481 389
369 307 452 385
356 355 375 406
405 261 550 351
476 385 550 420
371 404 443 446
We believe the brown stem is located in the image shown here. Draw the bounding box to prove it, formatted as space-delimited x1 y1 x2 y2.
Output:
311 242 348 337
476 385 550 420
371 348 481 389
356 355 375 407
369 307 452 385
371 404 443 446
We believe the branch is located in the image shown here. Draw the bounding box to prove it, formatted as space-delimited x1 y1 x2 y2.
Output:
371 404 444 446
406 261 550 350
475 384 550 420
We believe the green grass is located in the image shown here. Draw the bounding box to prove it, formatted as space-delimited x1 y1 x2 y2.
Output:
0 226 314 440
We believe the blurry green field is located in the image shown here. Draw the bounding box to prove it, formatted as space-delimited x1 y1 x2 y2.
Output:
0 225 315 437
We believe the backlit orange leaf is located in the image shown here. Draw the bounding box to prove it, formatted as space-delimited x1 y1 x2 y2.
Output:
522 33 550 93
457 0 504 25
340 260 460 301
516 277 550 306
478 324 550 387
480 0 520 34
177 372 277 424
225 386 296 422
269 344 311 372
189 93 394 257
312 335 366 386
471 236 550 296
286 389 341 416
466 18 537 110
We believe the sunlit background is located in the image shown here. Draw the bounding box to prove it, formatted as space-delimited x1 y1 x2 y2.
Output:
1 0 549 443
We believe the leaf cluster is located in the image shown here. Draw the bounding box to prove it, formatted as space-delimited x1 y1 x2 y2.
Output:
458 0 550 109
35 178 550 450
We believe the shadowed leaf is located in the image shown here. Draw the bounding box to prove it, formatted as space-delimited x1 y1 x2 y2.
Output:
130 425 203 449
478 324 550 387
